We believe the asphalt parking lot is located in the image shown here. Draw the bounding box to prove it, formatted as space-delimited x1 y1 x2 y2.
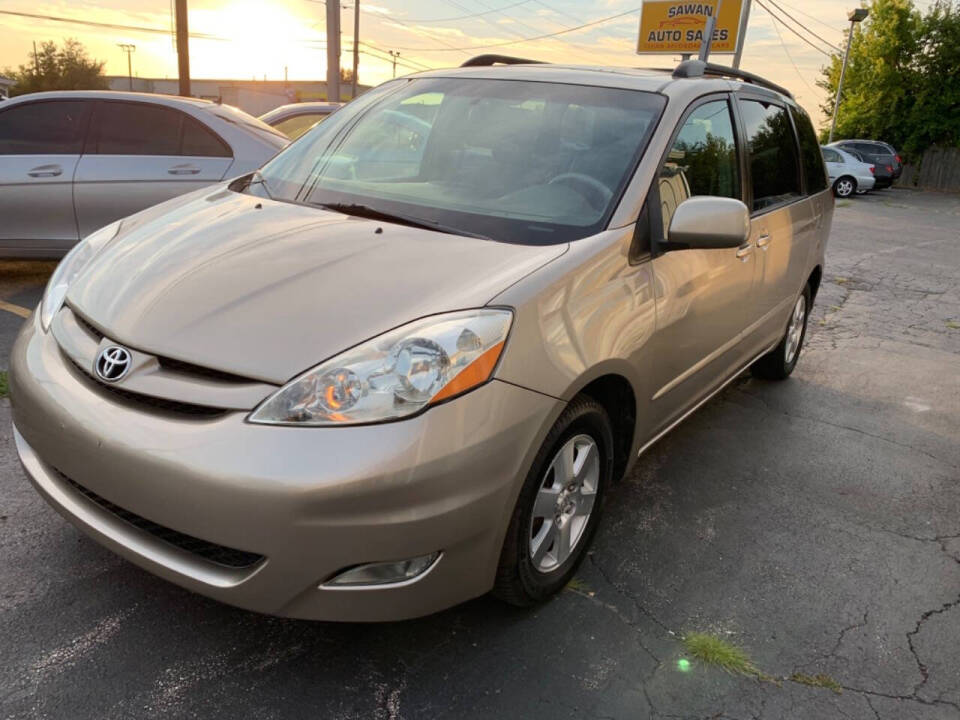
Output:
1 188 958 720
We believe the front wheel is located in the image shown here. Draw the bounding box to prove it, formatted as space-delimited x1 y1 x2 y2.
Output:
750 284 811 381
833 176 856 198
494 396 614 606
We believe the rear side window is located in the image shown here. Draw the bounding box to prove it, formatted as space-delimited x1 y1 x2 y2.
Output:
658 99 740 233
0 101 90 155
822 147 842 163
95 102 230 157
790 106 828 193
181 114 231 156
272 114 328 140
740 99 802 212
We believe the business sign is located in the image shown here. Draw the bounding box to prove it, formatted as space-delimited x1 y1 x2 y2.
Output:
637 0 744 54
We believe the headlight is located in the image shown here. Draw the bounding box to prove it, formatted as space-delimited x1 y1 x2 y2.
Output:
40 221 121 332
248 309 513 426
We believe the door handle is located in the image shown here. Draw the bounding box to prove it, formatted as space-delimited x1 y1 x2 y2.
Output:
756 234 771 248
168 166 201 175
735 242 753 260
28 165 62 178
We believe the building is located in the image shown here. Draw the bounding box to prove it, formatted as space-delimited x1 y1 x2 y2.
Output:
104 77 367 117
0 76 14 100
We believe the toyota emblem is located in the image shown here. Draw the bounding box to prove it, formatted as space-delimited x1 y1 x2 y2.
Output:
95 346 132 382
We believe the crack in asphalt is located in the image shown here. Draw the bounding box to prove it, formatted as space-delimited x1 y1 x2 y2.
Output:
734 389 957 470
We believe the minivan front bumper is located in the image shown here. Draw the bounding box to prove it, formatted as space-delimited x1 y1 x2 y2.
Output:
10 313 559 621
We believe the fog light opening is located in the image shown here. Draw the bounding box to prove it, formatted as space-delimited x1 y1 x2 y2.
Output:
322 552 441 588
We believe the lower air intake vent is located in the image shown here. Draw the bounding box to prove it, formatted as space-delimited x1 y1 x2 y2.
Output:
58 470 264 569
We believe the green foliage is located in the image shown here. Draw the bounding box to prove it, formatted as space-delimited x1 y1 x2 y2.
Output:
818 0 960 155
790 672 843 694
0 371 8 399
4 39 108 96
682 632 761 677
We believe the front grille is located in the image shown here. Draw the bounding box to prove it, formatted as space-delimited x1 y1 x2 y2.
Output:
65 354 227 419
69 306 254 386
158 356 254 385
70 308 105 341
57 470 264 569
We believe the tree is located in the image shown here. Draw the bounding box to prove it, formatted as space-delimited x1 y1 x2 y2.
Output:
4 39 108 96
818 0 960 155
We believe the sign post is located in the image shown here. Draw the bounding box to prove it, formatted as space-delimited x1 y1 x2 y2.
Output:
637 0 745 57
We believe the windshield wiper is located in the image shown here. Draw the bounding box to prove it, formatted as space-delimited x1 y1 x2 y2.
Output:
315 202 491 240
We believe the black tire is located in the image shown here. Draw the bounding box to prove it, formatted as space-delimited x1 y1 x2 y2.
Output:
494 396 614 607
833 176 856 198
751 284 812 381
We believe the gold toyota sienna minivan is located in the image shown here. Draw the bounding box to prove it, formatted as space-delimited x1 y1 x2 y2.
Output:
10 58 833 621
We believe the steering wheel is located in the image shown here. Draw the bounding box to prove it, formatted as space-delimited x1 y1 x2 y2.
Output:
548 173 613 211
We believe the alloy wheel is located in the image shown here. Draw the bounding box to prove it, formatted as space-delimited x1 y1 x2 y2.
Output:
784 294 807 365
528 434 600 573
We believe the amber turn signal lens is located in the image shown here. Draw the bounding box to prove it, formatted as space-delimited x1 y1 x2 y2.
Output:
430 341 505 404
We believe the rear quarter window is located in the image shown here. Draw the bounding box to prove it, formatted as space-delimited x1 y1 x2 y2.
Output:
790 105 828 193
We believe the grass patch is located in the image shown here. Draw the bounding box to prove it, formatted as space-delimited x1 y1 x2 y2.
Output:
947 321 960 330
791 672 842 695
834 276 848 285
682 632 760 677
565 576 594 596
835 200 851 208
0 371 8 399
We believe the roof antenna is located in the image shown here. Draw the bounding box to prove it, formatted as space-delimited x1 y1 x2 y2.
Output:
698 0 721 63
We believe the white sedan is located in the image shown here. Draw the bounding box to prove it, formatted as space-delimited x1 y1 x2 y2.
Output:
0 91 289 258
821 145 875 198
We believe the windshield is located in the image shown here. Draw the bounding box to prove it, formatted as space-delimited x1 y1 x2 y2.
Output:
254 78 665 244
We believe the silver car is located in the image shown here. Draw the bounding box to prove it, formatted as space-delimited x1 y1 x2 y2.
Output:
11 58 833 621
821 145 875 197
0 91 288 258
259 102 343 139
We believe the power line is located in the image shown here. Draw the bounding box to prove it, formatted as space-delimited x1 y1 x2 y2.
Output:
754 0 834 56
0 9 229 41
766 0 841 53
440 0 599 63
394 0 536 23
761 4 819 99
387 5 643 52
772 0 845 36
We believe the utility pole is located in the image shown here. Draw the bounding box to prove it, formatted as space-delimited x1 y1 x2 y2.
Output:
389 50 400 78
32 41 39 77
118 44 136 91
326 0 341 102
175 0 191 97
352 1 359 99
829 8 869 143
732 0 751 68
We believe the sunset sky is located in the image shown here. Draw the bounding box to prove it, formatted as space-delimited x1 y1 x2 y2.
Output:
0 1 941 126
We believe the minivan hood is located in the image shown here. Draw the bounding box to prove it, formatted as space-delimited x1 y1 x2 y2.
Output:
68 187 566 383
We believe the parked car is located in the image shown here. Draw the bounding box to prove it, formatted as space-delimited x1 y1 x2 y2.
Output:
821 145 875 197
11 57 832 621
0 91 288 258
260 102 343 139
828 139 902 188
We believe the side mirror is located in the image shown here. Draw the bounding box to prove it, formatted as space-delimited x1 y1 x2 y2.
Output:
666 196 750 250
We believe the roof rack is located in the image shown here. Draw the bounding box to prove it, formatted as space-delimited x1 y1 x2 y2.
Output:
673 59 793 99
460 54 544 68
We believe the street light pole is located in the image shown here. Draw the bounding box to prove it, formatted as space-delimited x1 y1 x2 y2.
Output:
389 50 400 78
829 8 869 144
118 44 135 91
